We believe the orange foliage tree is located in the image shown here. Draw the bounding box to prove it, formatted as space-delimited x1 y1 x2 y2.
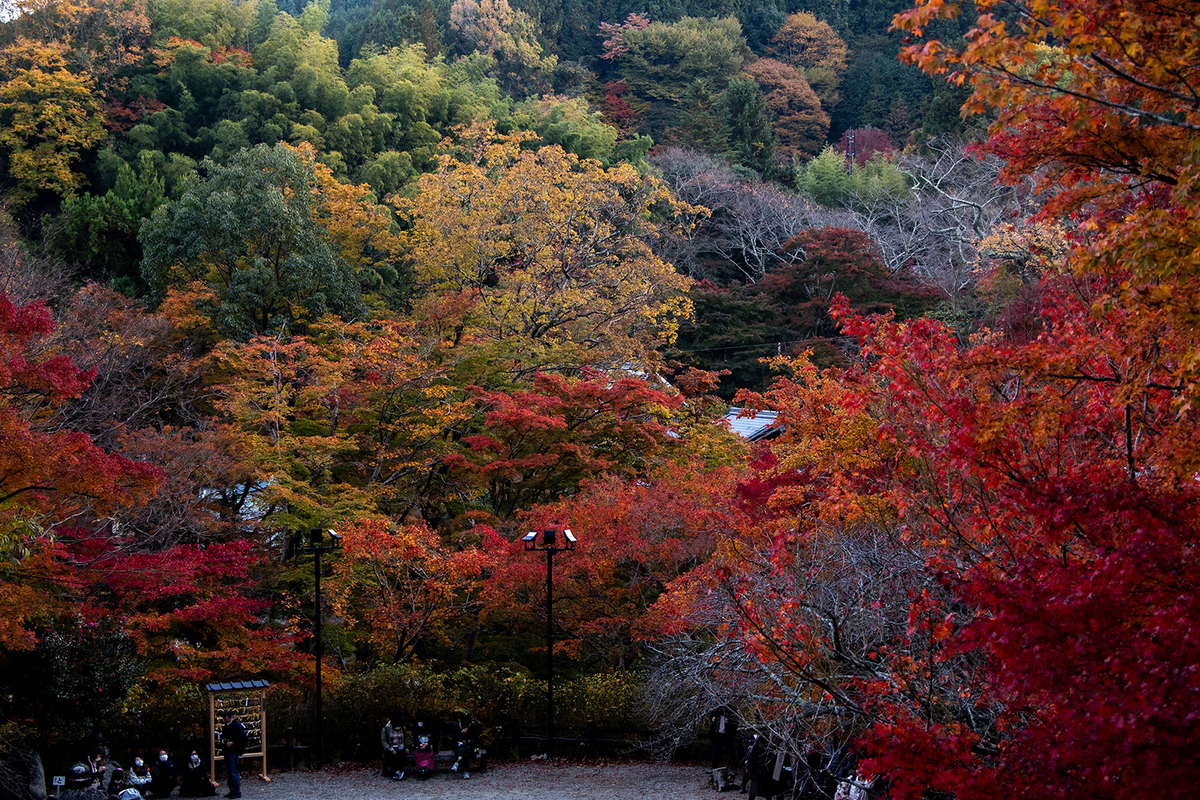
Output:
0 292 159 565
742 58 829 158
4 0 151 87
649 254 1200 792
766 11 848 109
894 0 1200 401
442 372 681 519
215 317 469 529
477 459 742 671
330 518 504 662
0 55 105 203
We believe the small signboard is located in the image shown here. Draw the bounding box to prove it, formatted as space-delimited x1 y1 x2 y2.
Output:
52 776 65 786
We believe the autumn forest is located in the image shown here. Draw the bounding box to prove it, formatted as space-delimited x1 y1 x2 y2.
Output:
1 0 1198 795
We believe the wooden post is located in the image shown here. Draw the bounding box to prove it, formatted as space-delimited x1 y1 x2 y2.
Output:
259 687 268 781
209 692 217 784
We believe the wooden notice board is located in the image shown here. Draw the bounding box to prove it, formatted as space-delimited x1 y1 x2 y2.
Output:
205 679 270 784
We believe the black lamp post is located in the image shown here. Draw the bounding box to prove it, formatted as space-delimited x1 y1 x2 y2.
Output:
290 528 342 767
521 526 575 760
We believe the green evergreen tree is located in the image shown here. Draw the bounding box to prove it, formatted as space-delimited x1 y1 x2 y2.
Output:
673 79 726 154
720 76 775 177
795 144 849 206
140 142 366 338
56 153 167 294
615 16 750 104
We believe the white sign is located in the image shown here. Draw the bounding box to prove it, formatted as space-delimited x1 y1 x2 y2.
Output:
52 776 66 786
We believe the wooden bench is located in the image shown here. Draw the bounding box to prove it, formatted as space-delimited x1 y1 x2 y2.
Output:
402 747 487 778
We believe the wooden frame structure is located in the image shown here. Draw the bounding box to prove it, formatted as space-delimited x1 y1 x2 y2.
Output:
205 679 270 784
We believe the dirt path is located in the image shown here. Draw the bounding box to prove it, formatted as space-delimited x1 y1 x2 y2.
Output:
225 761 713 799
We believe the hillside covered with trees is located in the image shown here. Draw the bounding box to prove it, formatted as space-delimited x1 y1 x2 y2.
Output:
2 0 1199 796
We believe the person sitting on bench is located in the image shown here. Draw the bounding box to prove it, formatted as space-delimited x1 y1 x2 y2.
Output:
449 713 480 780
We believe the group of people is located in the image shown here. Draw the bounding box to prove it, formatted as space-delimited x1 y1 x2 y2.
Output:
64 711 248 800
380 713 481 781
708 710 873 800
66 745 219 800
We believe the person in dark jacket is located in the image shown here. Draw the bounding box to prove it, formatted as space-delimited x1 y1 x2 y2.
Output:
709 706 740 790
737 735 754 794
742 734 776 799
68 746 111 793
107 767 143 800
449 713 480 780
220 713 247 799
178 751 216 798
147 750 177 797
66 762 97 792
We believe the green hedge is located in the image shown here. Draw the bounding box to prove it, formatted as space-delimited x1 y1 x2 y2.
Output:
102 664 643 763
327 663 641 729
320 664 643 758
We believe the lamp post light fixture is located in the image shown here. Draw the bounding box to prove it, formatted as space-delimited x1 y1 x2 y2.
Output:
289 528 343 767
522 526 575 760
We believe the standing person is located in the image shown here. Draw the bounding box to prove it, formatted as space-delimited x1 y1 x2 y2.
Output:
708 707 739 790
449 713 480 780
220 713 247 799
737 735 755 794
741 734 772 798
379 717 407 781
748 735 779 800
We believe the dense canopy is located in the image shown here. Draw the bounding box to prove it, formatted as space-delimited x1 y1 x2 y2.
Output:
0 0 1197 795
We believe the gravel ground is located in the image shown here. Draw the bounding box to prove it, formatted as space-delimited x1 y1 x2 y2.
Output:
222 761 713 799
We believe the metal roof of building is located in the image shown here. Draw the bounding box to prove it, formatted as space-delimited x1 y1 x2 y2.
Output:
722 407 781 441
204 679 270 692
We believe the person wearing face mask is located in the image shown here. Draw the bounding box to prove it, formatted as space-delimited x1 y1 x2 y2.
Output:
128 757 153 794
148 750 177 797
179 751 216 797
412 730 435 780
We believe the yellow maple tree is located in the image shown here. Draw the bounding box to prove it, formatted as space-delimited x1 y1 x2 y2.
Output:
395 122 703 379
0 64 105 203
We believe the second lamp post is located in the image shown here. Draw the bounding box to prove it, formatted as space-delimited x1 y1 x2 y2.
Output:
521 526 576 760
290 527 342 767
